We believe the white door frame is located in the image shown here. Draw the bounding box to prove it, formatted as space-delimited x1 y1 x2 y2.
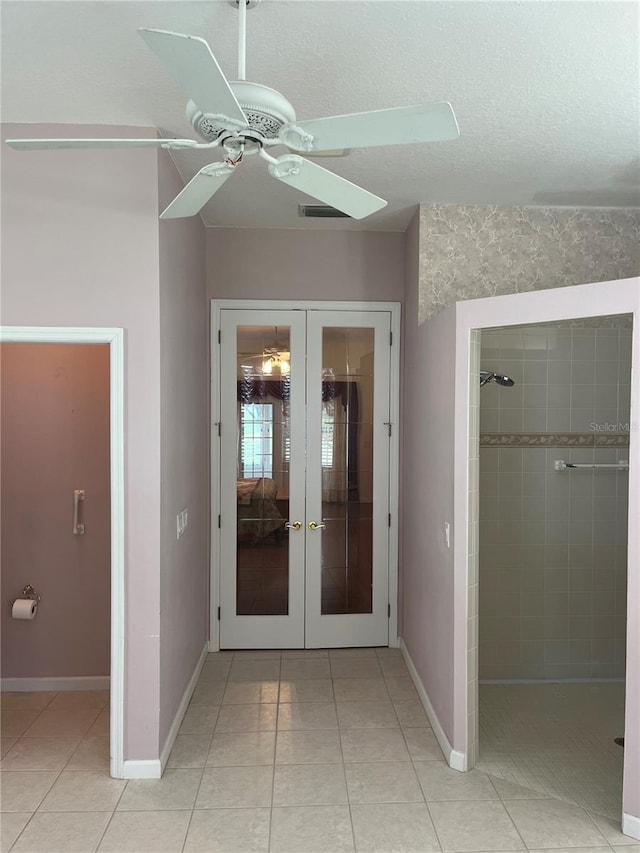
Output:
452 278 640 838
0 326 125 778
210 300 401 651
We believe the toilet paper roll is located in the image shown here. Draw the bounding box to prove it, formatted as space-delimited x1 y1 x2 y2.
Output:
12 598 38 620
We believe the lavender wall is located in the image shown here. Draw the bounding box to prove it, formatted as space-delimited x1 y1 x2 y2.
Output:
157 151 209 750
401 226 458 744
398 213 421 638
206 228 405 302
1 124 162 760
1 343 110 678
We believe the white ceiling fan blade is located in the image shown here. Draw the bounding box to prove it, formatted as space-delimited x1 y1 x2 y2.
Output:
280 102 459 153
138 28 246 125
160 161 236 219
267 155 386 220
5 138 198 151
301 149 350 159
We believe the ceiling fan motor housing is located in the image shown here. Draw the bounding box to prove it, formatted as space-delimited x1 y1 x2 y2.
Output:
187 81 296 144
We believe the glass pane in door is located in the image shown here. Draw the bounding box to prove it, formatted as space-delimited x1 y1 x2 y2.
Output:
320 327 374 614
236 326 291 615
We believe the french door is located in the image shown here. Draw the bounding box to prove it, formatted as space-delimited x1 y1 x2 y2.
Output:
216 307 395 649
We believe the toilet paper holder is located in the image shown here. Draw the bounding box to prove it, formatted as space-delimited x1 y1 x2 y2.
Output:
10 584 41 608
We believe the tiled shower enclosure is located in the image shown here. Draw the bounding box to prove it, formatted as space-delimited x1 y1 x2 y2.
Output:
478 319 631 681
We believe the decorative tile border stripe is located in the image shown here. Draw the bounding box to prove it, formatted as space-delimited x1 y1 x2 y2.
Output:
594 433 632 447
480 432 630 448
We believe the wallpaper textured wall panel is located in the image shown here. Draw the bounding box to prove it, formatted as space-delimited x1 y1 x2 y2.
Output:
418 205 640 322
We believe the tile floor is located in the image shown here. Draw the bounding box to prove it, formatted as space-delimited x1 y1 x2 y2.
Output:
477 682 626 821
1 649 637 852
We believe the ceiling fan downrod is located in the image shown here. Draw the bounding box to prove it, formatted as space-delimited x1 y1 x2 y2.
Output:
230 0 261 81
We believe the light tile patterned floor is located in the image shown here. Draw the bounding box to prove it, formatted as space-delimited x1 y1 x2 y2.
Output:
1 652 635 852
477 682 625 821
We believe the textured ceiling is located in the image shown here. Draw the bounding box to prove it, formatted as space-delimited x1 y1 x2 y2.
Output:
2 0 639 231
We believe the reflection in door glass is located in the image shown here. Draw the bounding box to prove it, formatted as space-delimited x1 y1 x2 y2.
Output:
321 328 374 615
235 326 290 616
240 403 273 477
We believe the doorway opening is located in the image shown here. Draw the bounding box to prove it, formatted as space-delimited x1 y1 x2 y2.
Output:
210 300 401 651
474 316 630 823
0 327 125 777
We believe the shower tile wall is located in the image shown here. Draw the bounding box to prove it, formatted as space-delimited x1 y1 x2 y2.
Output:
479 323 631 681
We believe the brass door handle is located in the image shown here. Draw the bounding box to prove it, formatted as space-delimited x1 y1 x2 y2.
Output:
285 521 302 531
308 520 326 531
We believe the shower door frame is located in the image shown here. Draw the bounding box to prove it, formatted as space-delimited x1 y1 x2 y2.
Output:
209 299 401 652
455 279 640 839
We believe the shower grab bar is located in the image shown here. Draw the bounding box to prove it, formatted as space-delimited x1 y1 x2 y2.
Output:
554 460 629 471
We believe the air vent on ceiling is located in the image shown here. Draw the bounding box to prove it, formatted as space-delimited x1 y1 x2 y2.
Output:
298 204 352 219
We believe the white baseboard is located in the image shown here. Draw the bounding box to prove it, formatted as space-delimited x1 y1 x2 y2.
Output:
622 812 640 840
1 676 110 692
399 638 466 772
448 748 467 772
159 643 209 774
121 760 162 780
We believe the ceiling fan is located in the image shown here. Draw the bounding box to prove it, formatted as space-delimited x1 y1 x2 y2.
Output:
5 0 460 220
